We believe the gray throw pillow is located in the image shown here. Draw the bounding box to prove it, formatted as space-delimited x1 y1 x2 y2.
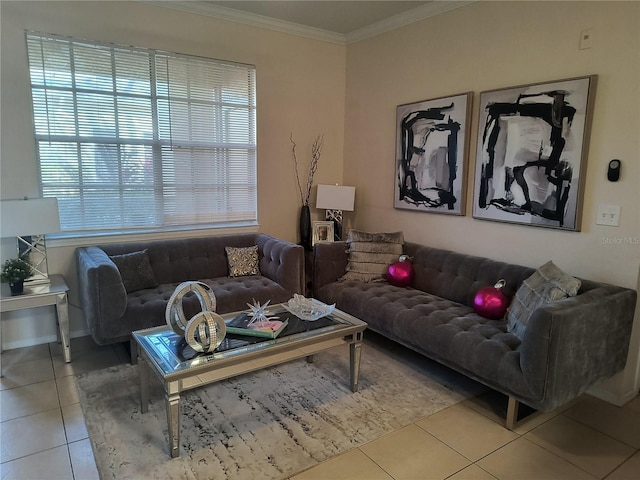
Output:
340 230 404 283
109 249 158 293
507 260 581 339
226 245 260 277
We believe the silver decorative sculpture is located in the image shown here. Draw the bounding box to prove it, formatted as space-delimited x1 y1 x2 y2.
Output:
246 299 279 325
165 281 226 353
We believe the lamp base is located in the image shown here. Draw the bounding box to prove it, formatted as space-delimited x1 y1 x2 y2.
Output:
325 209 343 242
17 234 51 284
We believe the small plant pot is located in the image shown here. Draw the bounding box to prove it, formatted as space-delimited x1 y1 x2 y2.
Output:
9 281 24 295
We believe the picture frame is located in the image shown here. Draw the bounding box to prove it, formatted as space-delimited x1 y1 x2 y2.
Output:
312 221 334 245
472 75 597 231
394 92 472 215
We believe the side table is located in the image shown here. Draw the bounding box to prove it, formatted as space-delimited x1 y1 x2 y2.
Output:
0 274 71 363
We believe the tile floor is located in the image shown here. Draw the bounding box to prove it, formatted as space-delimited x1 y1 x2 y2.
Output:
1 336 128 479
1 336 639 480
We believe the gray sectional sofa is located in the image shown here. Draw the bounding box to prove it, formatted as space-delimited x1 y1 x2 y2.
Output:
313 240 637 427
76 233 304 347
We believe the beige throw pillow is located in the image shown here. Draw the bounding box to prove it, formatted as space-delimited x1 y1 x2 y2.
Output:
340 230 404 283
507 260 581 339
226 245 260 277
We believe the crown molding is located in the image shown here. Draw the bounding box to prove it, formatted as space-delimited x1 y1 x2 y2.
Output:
145 1 347 45
145 1 475 46
346 1 476 45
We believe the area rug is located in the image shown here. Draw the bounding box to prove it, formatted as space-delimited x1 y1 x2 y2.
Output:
76 335 484 480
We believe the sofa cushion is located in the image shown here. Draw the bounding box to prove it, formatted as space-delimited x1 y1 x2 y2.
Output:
226 245 260 277
101 276 292 341
340 230 403 283
507 261 581 339
109 249 158 293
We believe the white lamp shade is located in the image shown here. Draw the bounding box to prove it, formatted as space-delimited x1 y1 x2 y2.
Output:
1 198 61 238
316 185 356 211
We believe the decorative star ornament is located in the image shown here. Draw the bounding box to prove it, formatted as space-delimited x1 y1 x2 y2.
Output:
246 299 280 326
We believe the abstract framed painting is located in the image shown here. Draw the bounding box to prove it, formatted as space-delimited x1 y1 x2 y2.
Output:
472 75 597 231
394 92 472 215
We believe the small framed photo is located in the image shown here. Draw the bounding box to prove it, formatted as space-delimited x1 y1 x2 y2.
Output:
312 221 334 245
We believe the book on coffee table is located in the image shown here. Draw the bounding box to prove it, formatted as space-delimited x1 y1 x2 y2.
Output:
225 312 289 339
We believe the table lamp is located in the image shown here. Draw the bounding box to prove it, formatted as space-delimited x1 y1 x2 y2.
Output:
1 198 61 284
315 185 355 241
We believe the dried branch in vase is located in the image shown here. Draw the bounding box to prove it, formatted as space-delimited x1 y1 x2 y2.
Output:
291 134 324 206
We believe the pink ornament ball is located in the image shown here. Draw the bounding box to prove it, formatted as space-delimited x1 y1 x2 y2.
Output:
387 258 414 287
473 280 511 320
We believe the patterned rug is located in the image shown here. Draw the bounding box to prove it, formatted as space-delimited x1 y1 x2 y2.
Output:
76 334 484 480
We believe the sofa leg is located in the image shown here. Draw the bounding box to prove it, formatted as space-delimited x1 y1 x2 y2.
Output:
506 396 519 430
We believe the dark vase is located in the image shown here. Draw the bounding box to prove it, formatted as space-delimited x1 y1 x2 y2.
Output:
9 280 24 295
299 205 312 250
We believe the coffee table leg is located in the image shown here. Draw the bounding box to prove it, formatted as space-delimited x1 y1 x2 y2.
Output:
166 381 181 458
138 355 149 414
349 335 363 393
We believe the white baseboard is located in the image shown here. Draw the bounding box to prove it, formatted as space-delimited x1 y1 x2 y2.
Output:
1 328 90 351
587 384 640 407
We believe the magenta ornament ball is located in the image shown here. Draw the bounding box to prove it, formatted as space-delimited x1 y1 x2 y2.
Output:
473 279 511 320
387 258 414 287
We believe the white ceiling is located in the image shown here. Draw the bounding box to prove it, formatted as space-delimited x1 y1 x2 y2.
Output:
206 1 430 34
152 1 474 44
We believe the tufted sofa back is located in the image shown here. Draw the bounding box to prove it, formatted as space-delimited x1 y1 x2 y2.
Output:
97 233 303 297
404 243 535 308
99 234 259 284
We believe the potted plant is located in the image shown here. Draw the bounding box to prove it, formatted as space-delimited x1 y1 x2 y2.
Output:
1 256 33 295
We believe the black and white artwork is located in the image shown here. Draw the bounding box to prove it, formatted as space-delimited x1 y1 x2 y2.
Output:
473 76 596 231
395 93 471 215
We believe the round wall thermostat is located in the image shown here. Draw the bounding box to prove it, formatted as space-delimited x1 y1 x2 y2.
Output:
607 159 621 182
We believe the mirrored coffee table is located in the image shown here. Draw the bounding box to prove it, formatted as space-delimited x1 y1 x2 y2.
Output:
132 304 366 458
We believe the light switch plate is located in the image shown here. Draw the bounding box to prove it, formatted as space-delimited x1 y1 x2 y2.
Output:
596 204 620 226
579 28 593 50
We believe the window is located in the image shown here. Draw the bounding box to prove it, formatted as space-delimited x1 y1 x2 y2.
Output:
26 32 257 234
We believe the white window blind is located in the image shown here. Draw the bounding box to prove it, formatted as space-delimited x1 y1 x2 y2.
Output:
26 32 257 234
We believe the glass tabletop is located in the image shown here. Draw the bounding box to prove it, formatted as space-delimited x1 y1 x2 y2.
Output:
133 305 365 377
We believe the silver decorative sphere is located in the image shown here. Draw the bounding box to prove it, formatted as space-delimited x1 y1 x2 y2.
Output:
165 281 217 335
185 311 227 353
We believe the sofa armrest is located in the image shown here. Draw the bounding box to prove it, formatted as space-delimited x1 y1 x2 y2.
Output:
313 241 348 290
520 283 637 410
255 234 304 296
76 246 128 345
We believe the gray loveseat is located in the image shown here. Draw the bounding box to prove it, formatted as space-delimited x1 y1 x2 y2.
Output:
313 240 637 427
76 233 304 348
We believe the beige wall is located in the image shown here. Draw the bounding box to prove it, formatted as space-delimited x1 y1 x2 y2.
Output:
0 1 346 344
345 1 640 402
